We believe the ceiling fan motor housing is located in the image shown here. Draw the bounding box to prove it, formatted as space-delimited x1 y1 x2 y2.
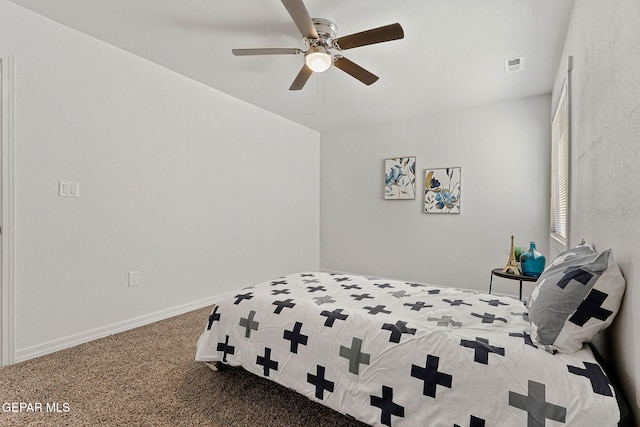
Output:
307 18 338 49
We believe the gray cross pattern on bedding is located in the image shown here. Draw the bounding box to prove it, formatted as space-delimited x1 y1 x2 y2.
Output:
195 272 620 426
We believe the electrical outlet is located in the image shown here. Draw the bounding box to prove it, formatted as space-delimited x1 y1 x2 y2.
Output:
128 271 140 287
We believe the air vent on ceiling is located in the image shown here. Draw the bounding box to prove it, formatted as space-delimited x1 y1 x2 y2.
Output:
504 56 525 73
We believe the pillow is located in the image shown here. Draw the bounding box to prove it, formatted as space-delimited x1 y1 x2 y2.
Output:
528 241 626 353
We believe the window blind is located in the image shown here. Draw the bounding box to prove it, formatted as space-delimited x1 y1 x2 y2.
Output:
551 81 568 242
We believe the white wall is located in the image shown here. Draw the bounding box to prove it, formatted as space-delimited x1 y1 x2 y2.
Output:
551 0 640 420
320 95 551 297
0 0 319 361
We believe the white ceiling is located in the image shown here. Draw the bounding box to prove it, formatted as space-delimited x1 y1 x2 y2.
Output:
10 0 574 132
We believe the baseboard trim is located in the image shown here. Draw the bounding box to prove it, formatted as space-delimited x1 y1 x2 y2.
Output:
14 294 232 363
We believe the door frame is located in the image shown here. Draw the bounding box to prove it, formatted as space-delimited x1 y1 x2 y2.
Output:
1 55 16 366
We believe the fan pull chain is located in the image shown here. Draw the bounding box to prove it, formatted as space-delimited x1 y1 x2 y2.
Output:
312 72 326 116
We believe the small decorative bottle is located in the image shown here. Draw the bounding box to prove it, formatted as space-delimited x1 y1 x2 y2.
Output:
520 241 546 278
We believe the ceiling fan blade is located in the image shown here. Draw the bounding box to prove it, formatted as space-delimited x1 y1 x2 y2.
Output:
334 23 404 50
232 48 302 56
289 65 313 90
333 56 379 86
281 0 318 39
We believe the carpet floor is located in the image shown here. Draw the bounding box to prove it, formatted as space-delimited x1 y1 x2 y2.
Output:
0 306 368 426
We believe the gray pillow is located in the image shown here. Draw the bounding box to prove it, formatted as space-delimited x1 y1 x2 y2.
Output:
528 241 626 353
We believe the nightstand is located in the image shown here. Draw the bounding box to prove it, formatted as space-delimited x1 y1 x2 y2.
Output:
489 268 538 301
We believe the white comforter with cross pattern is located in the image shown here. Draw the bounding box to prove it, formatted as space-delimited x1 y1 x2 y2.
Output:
195 272 620 426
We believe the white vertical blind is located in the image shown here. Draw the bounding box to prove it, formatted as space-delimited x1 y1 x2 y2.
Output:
551 81 568 242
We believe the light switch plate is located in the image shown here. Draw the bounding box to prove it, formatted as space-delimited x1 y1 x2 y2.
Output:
59 180 80 197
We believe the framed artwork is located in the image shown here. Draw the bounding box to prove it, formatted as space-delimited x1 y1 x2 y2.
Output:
384 156 416 200
424 167 461 213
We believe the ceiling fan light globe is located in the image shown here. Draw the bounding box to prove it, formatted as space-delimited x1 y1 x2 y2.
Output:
305 51 332 72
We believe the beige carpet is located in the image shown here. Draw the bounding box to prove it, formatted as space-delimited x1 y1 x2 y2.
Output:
0 306 367 426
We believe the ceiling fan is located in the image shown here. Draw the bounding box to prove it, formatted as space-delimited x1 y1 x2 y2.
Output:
232 0 404 90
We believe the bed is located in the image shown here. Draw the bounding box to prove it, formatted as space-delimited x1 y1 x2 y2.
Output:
196 249 625 426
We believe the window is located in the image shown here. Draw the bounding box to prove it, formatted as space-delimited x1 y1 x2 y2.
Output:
551 78 569 246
